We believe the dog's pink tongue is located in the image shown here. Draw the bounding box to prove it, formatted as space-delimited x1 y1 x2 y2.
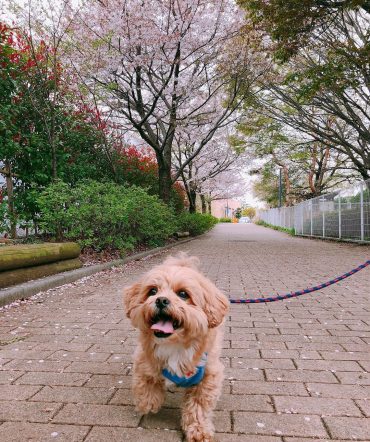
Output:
151 320 174 333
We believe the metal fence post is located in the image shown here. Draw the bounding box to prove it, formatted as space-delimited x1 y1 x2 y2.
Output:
322 198 325 238
301 205 304 235
338 195 342 239
310 200 313 236
360 183 364 241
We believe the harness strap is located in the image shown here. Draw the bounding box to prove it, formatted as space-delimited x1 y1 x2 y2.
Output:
162 353 207 387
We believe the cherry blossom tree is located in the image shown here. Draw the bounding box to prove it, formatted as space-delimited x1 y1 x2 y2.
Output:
173 129 248 212
203 168 249 213
72 0 264 203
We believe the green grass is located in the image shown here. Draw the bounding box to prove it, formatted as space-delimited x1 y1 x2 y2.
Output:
256 220 295 236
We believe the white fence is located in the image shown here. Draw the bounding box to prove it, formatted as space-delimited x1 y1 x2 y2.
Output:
258 179 370 243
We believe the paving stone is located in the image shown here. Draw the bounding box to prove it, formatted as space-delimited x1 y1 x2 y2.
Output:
261 349 321 359
109 388 138 406
355 399 370 417
15 371 90 386
48 350 111 362
320 351 370 361
324 416 370 440
3 359 71 372
285 439 356 442
0 401 62 422
0 384 41 400
140 407 182 430
31 385 114 404
357 360 370 371
295 360 363 371
141 408 231 433
265 368 338 383
32 342 93 352
0 422 90 441
0 370 24 384
231 340 286 349
221 348 260 357
216 435 282 442
216 394 274 412
64 361 128 374
85 427 182 442
85 374 132 388
234 412 328 438
273 396 362 416
232 381 308 396
53 403 140 427
0 349 54 360
224 368 265 381
230 358 295 369
335 371 370 385
306 383 370 399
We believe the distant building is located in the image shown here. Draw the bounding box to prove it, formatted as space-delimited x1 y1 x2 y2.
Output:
211 199 240 219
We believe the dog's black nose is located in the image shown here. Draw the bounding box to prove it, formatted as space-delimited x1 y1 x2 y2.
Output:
155 297 170 309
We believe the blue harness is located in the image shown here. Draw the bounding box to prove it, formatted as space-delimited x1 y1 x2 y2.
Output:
162 353 207 388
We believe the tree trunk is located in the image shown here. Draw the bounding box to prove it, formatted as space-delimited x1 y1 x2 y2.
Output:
156 152 172 204
200 194 207 213
188 188 197 214
207 199 212 214
33 220 38 236
4 161 17 239
186 179 198 214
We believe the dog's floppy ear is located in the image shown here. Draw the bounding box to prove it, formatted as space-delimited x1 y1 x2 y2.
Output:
200 277 229 328
123 282 142 318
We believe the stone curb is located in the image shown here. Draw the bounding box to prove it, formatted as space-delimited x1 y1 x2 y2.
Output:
0 237 196 308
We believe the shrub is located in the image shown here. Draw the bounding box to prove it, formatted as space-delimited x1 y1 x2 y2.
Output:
176 212 218 236
37 181 73 241
218 217 232 223
38 180 177 251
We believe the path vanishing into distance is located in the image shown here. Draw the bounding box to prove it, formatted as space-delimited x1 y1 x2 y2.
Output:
0 223 369 441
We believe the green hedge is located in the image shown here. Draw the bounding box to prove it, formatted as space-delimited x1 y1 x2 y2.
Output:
218 217 232 223
38 180 177 251
176 213 218 236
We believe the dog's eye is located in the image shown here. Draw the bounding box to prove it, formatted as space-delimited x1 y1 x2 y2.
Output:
177 290 189 300
148 287 158 296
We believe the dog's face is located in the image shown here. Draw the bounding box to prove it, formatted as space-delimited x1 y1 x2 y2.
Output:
123 254 229 345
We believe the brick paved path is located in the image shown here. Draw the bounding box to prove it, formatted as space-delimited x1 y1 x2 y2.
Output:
0 223 369 441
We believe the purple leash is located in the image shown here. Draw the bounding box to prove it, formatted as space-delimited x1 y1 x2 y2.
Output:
230 259 370 304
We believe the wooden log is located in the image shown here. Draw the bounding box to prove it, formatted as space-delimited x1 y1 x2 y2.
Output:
175 231 190 239
0 258 82 289
0 243 81 272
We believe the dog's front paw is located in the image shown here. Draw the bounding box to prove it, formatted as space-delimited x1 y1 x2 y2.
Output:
135 398 162 414
134 387 165 414
185 424 215 442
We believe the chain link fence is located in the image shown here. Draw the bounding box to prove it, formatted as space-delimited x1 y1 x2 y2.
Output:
258 206 295 229
258 179 370 243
